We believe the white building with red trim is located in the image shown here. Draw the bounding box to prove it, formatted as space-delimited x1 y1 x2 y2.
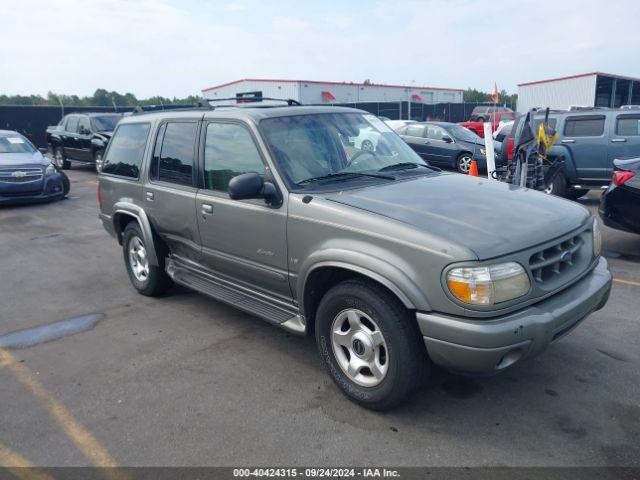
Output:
201 78 463 105
517 72 640 112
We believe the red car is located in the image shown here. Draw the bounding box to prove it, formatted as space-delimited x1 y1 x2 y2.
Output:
458 109 516 137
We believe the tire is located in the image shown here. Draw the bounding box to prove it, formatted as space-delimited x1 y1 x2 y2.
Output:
565 188 589 201
53 146 71 170
122 222 173 296
361 139 374 152
60 172 70 197
544 172 567 197
456 152 473 174
315 279 429 410
476 116 485 122
94 150 104 173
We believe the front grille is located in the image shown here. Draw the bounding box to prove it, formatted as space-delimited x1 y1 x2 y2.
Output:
529 235 584 283
0 168 43 184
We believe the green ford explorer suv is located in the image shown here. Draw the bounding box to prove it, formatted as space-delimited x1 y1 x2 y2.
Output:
98 104 612 410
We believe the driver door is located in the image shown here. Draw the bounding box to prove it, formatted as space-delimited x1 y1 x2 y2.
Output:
195 120 291 301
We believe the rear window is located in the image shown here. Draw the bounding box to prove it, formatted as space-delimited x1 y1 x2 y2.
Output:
564 115 605 137
101 123 150 178
616 115 640 136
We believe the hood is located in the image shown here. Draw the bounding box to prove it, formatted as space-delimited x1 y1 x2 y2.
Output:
324 173 590 260
0 151 48 167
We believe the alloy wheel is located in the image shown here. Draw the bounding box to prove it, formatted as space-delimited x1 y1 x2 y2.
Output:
331 308 388 387
458 155 472 173
128 236 149 282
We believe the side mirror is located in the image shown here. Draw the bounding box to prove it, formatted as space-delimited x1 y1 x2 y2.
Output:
79 127 90 135
228 172 280 205
442 135 453 143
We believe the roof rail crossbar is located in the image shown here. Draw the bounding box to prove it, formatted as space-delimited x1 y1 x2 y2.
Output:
203 97 302 106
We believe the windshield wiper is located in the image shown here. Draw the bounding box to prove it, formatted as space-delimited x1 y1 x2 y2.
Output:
297 171 395 185
378 162 431 172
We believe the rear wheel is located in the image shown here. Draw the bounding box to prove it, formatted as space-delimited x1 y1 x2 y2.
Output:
476 116 485 122
53 147 71 170
94 150 104 173
122 223 172 296
315 279 429 410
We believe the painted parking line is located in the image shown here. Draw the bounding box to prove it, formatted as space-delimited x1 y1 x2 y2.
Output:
0 443 54 480
613 278 640 287
0 349 127 480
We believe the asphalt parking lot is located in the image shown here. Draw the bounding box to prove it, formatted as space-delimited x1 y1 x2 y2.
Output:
1 167 639 468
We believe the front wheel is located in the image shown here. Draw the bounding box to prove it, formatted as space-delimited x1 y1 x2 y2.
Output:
122 223 173 296
456 153 473 173
544 172 567 197
315 280 429 410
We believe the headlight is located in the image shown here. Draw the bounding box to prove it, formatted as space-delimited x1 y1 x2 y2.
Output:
480 148 486 156
45 164 57 176
593 218 602 257
446 262 530 306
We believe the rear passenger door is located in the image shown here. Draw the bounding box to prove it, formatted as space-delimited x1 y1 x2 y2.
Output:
401 124 429 159
560 115 608 182
143 119 202 262
609 114 640 169
195 120 291 301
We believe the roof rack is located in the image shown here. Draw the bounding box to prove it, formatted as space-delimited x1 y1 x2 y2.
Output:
203 97 302 107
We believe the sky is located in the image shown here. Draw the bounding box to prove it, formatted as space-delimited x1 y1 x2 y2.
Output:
2 0 639 99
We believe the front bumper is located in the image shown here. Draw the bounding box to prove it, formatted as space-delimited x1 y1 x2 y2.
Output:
0 175 66 205
417 257 612 374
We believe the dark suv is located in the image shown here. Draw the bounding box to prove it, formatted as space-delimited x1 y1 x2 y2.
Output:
98 104 611 410
46 113 122 172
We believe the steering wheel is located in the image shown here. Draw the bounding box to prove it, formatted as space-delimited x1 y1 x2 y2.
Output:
345 149 378 168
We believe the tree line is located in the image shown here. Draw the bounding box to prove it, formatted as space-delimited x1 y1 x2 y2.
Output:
463 88 517 106
0 89 201 107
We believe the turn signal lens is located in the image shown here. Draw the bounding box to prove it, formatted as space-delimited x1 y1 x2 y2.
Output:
447 262 530 306
593 218 602 257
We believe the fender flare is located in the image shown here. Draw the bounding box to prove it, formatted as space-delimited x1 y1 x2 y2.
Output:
112 202 159 266
298 249 433 315
550 146 577 182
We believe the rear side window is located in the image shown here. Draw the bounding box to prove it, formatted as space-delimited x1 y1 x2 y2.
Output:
406 125 425 137
564 116 605 137
102 123 150 178
204 123 265 192
616 115 640 136
151 122 198 187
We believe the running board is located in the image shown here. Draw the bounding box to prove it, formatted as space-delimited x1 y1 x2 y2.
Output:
166 258 306 334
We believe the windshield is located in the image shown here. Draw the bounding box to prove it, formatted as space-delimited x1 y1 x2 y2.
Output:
91 114 121 132
259 112 430 189
0 134 37 154
448 124 481 142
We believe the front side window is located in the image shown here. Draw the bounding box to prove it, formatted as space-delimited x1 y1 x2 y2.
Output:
66 116 79 133
425 125 448 141
151 122 198 187
101 123 150 178
616 115 640 136
78 116 91 133
564 116 605 137
204 123 265 192
259 112 430 189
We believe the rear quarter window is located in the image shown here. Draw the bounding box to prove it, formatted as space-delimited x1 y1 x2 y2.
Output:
101 123 150 179
563 115 605 137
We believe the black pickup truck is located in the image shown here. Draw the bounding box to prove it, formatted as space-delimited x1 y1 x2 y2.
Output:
46 113 122 172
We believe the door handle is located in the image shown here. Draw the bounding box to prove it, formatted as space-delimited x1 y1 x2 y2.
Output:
561 139 576 143
611 138 627 143
201 203 213 215
145 191 154 201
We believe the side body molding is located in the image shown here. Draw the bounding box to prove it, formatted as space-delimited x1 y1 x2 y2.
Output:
112 201 159 266
297 248 432 314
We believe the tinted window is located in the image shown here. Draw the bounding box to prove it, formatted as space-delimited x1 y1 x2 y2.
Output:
101 123 150 178
66 116 79 133
564 116 605 137
425 125 447 140
616 115 640 136
153 122 198 186
78 116 91 133
406 125 425 137
204 123 265 191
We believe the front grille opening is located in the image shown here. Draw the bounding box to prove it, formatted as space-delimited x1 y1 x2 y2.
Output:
529 235 583 284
